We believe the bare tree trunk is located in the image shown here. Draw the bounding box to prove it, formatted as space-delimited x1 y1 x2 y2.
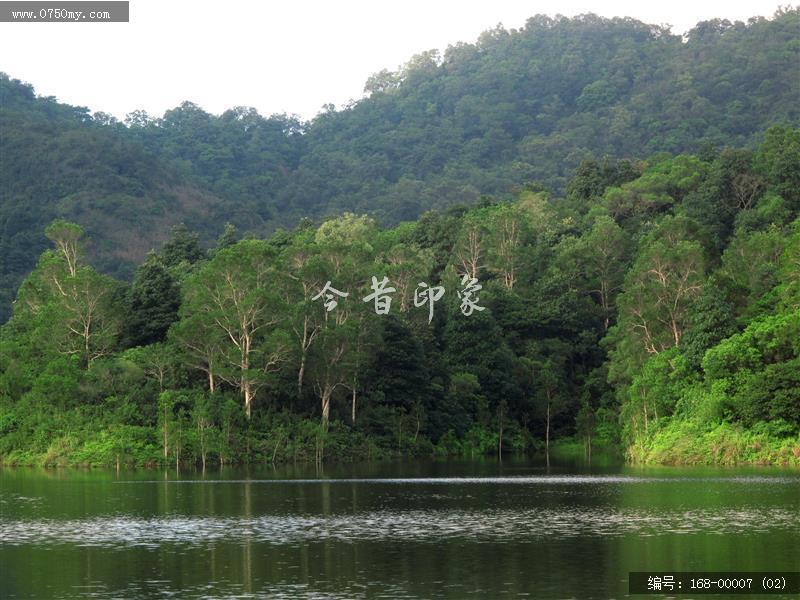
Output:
163 404 169 460
671 319 681 347
545 401 551 467
242 335 253 418
83 321 91 367
198 421 207 472
643 402 649 433
351 387 357 424
317 388 331 465
271 433 282 464
297 314 315 397
321 388 332 432
297 353 306 398
243 379 253 420
498 424 503 458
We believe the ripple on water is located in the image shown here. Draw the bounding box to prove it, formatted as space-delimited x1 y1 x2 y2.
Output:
111 475 800 485
1 506 798 548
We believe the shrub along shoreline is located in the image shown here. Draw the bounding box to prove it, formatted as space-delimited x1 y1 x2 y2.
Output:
2 420 797 468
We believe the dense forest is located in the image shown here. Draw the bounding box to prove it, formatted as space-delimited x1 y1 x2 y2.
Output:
1 121 798 466
1 8 799 467
1 8 798 323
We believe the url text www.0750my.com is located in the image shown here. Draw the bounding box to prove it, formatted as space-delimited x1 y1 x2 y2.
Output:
0 1 129 22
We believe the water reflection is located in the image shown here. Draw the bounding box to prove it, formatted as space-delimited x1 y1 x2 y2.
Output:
1 461 799 599
2 505 797 548
109 475 800 485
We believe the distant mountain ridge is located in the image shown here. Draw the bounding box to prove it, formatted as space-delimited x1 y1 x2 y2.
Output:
1 7 798 321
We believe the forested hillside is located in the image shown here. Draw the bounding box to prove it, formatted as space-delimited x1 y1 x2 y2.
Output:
0 76 232 321
1 123 798 466
2 8 798 322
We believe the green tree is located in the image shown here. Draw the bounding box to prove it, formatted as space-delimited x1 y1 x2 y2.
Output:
160 223 205 269
44 219 84 277
181 240 289 418
754 125 800 211
216 223 239 250
680 281 738 370
124 252 180 347
558 214 630 330
616 216 706 355
485 202 531 291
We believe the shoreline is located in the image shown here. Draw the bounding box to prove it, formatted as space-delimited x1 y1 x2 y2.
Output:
3 432 799 469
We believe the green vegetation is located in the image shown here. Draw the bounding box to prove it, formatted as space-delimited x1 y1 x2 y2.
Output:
1 123 798 467
2 8 798 322
1 9 799 467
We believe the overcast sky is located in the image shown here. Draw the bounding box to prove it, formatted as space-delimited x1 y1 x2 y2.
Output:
0 0 782 121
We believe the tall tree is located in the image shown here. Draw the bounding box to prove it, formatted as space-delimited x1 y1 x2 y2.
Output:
124 252 180 347
181 240 289 418
486 203 530 291
16 223 122 368
44 220 83 277
616 216 706 354
558 214 630 330
160 223 205 269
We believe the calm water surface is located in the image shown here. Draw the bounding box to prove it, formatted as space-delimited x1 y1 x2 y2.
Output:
1 457 798 598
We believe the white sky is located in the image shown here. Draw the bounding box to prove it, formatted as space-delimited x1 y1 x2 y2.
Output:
0 0 783 121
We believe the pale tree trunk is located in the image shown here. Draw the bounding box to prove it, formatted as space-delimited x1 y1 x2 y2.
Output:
321 387 332 432
601 279 610 331
296 312 318 398
83 320 91 366
467 228 481 279
163 401 169 460
498 423 503 458
55 238 78 277
317 387 333 465
241 334 253 419
197 418 208 472
457 227 483 279
298 353 307 398
546 403 550 455
298 314 310 396
497 402 505 458
505 270 516 290
671 318 682 347
643 401 649 433
501 218 519 290
243 379 253 420
545 392 551 468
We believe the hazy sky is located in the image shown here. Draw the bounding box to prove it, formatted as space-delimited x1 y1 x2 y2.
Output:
0 0 781 121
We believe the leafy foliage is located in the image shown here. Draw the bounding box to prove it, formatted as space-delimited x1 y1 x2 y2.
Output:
2 8 798 321
1 9 799 466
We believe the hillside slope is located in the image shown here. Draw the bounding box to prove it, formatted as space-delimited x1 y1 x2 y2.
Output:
1 8 798 321
0 77 234 320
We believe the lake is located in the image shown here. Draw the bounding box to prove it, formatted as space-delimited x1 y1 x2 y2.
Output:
1 456 799 598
